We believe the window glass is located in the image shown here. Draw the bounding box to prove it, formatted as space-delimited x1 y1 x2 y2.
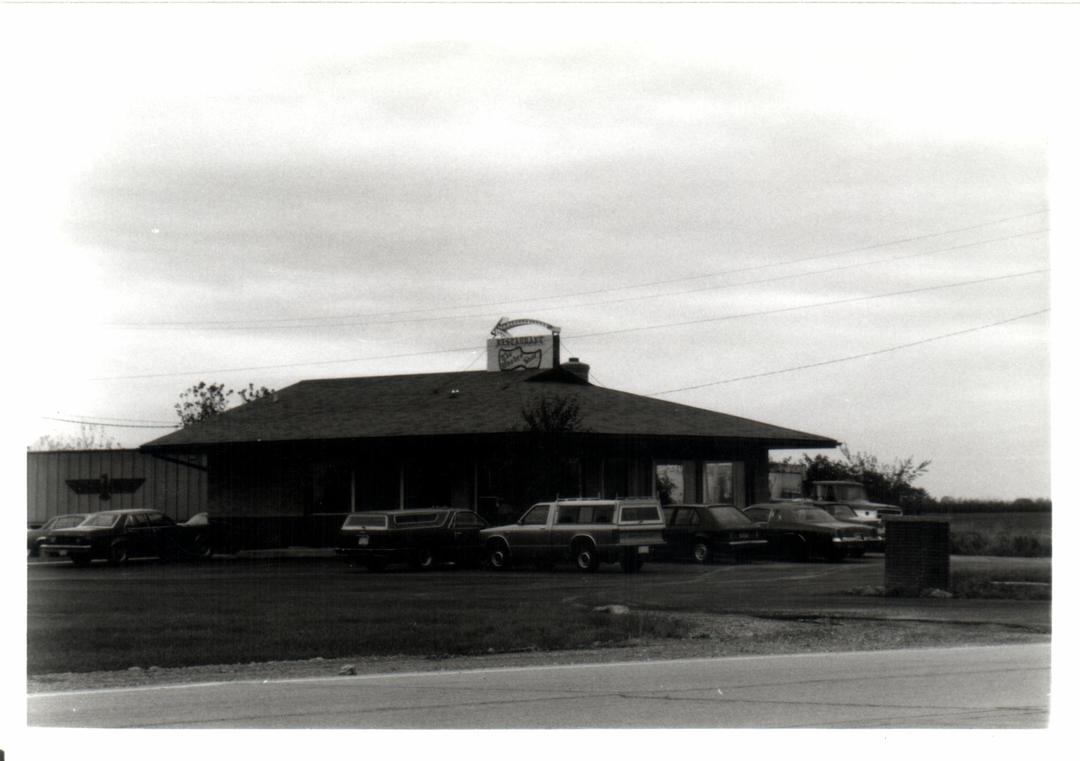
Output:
343 513 388 529
673 509 694 526
587 505 614 524
620 505 661 523
521 505 551 526
704 462 734 505
393 512 445 527
451 512 486 529
147 512 173 527
835 484 867 501
83 513 120 528
128 513 149 529
708 506 753 527
655 463 685 503
54 515 86 529
556 506 580 524
743 508 767 522
790 507 833 523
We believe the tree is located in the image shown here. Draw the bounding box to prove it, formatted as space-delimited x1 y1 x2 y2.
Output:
801 445 932 511
29 424 123 451
175 381 276 427
518 394 590 502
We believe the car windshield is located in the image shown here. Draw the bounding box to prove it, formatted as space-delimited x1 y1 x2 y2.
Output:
343 513 389 529
830 505 857 518
82 513 121 527
833 483 868 500
49 515 86 529
789 507 834 523
708 506 752 527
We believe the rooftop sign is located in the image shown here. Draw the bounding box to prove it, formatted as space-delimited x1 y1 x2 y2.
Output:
486 317 560 371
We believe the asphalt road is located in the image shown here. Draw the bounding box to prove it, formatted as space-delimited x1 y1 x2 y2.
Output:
27 553 1051 629
28 643 1050 728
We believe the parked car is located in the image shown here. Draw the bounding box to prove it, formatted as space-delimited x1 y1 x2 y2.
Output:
808 480 904 518
815 502 886 552
659 504 768 563
40 509 213 565
742 502 876 561
181 512 244 554
335 508 488 571
27 513 88 558
479 498 666 573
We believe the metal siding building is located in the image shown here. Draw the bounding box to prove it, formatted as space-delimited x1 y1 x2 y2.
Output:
26 449 207 525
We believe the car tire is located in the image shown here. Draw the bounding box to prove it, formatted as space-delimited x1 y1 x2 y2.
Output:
191 534 214 560
691 541 711 564
573 541 599 573
411 548 436 571
107 542 128 565
486 540 511 570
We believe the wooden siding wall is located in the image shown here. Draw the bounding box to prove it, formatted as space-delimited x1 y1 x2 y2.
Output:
26 450 207 524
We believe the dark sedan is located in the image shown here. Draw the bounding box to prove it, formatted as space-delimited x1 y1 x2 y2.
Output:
336 508 488 571
28 513 88 558
742 503 876 561
40 509 213 565
660 504 768 563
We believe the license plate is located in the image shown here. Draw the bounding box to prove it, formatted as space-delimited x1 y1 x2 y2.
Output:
637 546 649 555
56 550 67 557
357 535 369 546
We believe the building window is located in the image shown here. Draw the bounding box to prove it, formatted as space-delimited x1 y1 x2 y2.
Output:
655 461 696 504
703 461 745 507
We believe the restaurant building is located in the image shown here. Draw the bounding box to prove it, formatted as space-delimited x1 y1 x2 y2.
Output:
141 324 837 547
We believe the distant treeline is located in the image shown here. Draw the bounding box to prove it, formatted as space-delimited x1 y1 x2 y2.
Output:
915 498 1051 514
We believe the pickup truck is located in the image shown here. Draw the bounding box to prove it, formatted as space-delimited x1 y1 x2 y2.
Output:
479 498 666 573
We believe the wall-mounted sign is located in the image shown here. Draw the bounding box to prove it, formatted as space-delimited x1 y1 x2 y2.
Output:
487 334 555 371
66 474 146 501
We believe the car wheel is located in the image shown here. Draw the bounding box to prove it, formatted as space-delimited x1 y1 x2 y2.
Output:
107 542 128 565
573 541 599 572
411 548 436 571
71 555 92 567
191 534 213 560
485 541 511 571
691 541 711 564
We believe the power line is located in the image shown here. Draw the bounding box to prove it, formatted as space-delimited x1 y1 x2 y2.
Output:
105 228 1047 333
102 210 1048 329
42 416 180 430
52 413 178 425
87 267 1048 382
569 268 1049 342
649 308 1050 396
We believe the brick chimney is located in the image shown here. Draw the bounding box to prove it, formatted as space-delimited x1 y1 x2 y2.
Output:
561 357 590 382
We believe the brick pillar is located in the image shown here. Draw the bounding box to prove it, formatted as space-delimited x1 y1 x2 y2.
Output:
884 518 950 594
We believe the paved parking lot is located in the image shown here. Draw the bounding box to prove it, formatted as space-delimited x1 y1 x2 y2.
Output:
28 553 1049 629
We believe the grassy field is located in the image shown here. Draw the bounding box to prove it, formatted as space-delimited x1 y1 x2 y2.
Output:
921 511 1052 557
942 512 1051 538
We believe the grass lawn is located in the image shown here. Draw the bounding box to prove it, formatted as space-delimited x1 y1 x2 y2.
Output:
28 565 688 674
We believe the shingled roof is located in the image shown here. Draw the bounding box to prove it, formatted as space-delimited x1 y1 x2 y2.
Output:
142 368 836 450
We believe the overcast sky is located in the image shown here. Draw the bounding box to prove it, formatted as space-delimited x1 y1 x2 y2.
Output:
6 3 1068 499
